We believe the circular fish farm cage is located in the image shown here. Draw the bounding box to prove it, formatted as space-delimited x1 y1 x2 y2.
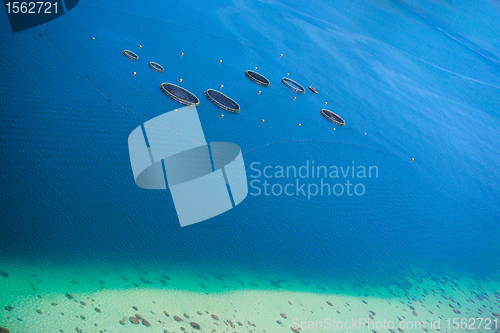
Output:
205 89 240 113
149 62 164 72
245 70 270 86
123 50 138 61
160 83 200 106
321 109 345 126
281 77 305 93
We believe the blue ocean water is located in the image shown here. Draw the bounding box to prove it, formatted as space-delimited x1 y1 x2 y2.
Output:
1 0 499 290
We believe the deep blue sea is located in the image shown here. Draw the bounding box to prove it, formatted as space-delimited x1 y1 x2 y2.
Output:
1 0 499 291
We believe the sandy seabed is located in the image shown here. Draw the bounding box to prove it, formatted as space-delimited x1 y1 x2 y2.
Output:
1 260 499 333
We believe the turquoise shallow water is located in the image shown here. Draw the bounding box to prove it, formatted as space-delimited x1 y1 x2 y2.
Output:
1 257 499 332
1 0 500 330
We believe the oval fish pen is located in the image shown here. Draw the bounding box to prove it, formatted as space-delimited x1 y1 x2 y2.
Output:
160 83 200 106
205 89 240 113
321 109 345 126
149 62 164 72
123 50 138 61
281 77 305 93
245 70 270 87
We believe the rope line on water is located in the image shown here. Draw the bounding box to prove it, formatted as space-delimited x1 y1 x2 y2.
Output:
241 139 406 159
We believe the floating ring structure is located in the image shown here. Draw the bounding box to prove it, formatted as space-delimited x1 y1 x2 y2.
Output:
149 62 164 72
281 77 305 93
160 83 200 106
205 89 240 113
321 109 345 126
123 50 138 61
245 70 270 87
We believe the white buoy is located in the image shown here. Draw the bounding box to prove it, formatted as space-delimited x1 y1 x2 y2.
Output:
220 84 224 89
255 66 258 70
175 109 178 112
181 52 184 56
293 96 296 100
139 45 142 49
298 123 301 126
325 102 328 105
280 54 283 57
92 37 95 40
411 158 414 162
261 119 265 123
258 91 261 95
219 59 222 63
179 78 183 82
221 114 224 118
133 72 136 75
333 128 336 131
